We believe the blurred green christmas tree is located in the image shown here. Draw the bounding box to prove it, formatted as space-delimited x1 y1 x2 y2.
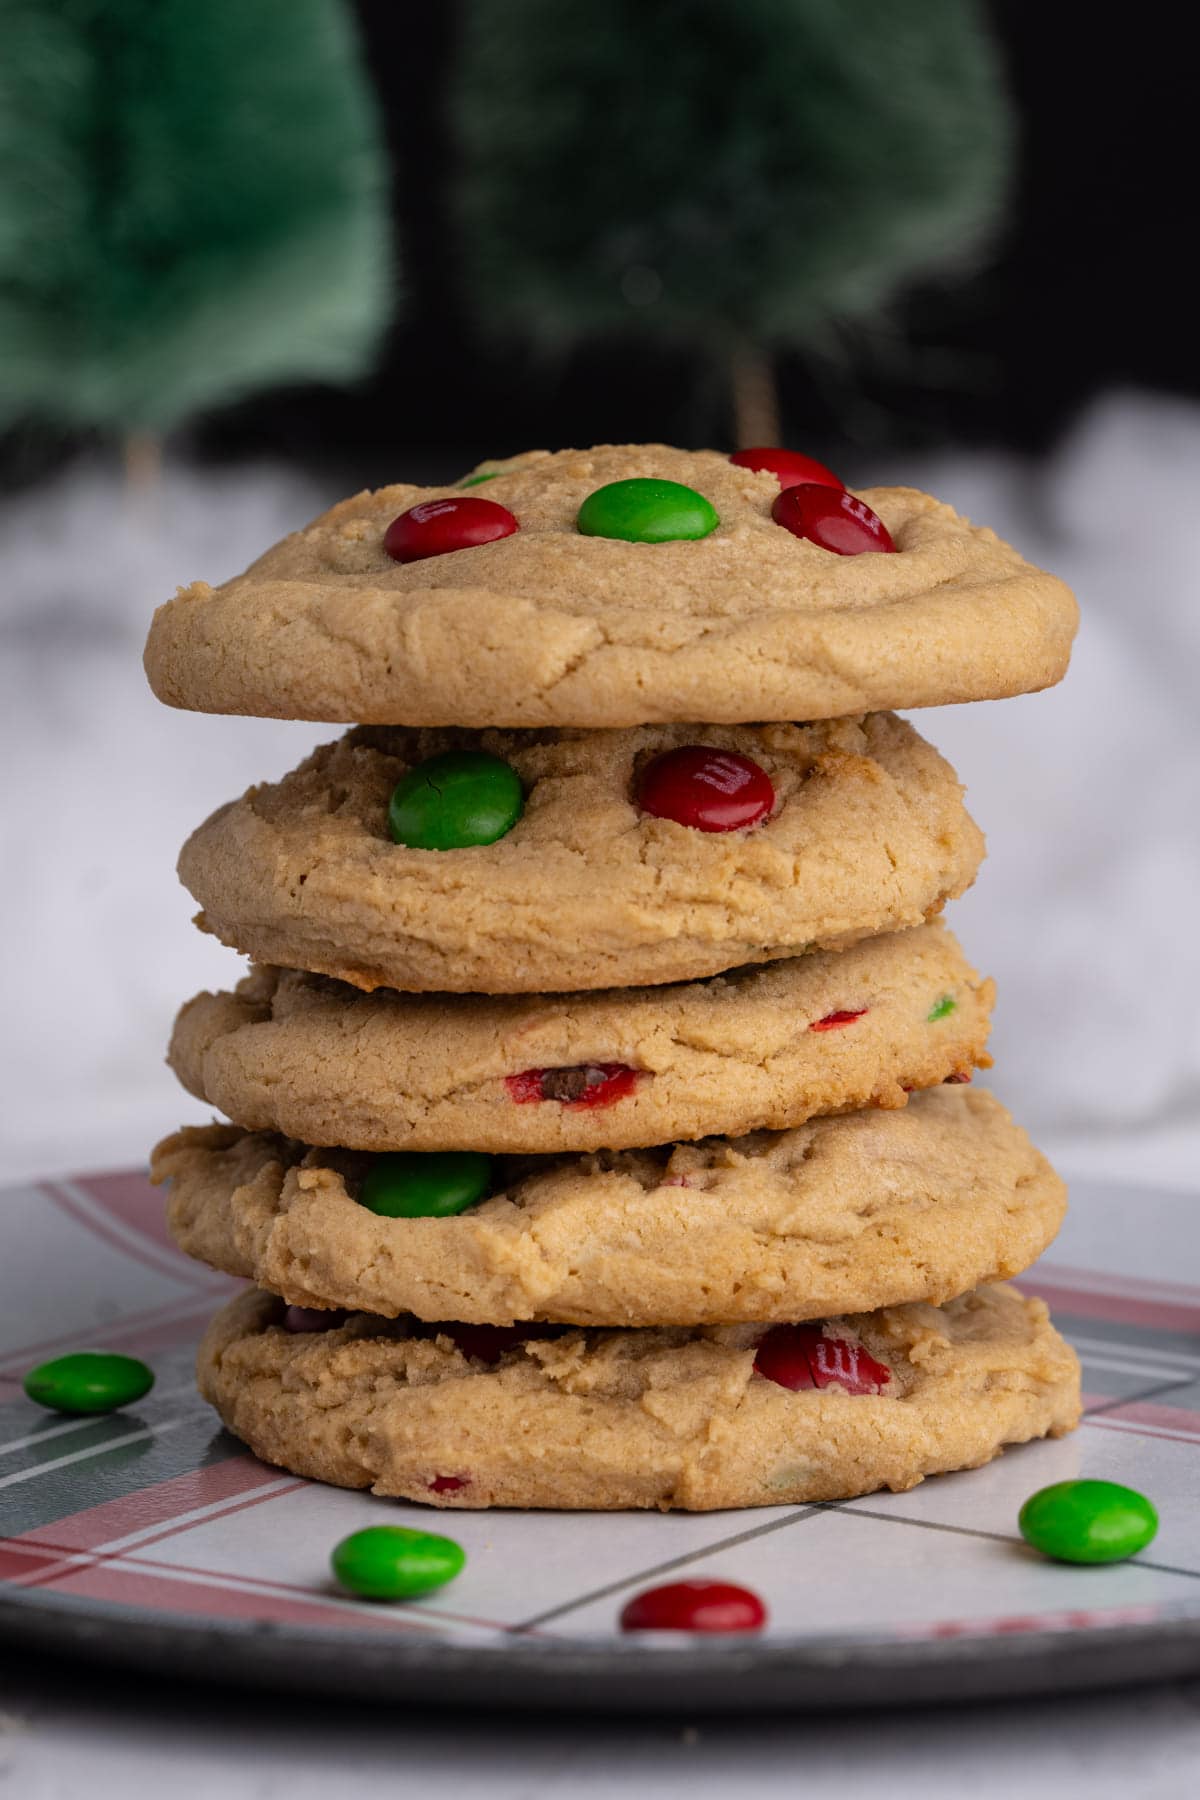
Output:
452 0 1011 444
0 0 391 456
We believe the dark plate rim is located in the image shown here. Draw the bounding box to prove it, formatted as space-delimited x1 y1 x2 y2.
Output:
5 1585 1200 1713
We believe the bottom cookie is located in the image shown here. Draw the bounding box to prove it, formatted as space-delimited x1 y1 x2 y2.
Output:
198 1284 1080 1512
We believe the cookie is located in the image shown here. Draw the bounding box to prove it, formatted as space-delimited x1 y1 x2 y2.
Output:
154 1087 1064 1327
178 715 984 994
196 1281 1080 1510
169 924 993 1153
144 445 1077 728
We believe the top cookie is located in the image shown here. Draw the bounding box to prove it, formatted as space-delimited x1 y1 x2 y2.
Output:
144 444 1077 728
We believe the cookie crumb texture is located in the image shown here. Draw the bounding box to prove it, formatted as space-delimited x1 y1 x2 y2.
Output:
156 1088 1065 1327
177 715 984 994
196 1282 1080 1511
144 446 1077 727
168 923 992 1152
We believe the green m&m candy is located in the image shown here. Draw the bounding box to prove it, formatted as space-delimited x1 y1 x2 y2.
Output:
24 1350 154 1415
458 469 504 487
577 478 719 544
358 1150 494 1218
927 994 957 1022
1018 1479 1159 1564
388 750 523 850
331 1525 466 1600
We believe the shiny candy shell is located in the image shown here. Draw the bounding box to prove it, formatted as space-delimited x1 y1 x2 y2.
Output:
754 1324 891 1395
331 1525 466 1600
730 446 843 490
388 749 523 851
24 1350 154 1415
772 483 896 555
620 1579 767 1634
383 495 518 562
1018 1480 1159 1564
638 745 775 832
576 477 719 543
358 1150 494 1219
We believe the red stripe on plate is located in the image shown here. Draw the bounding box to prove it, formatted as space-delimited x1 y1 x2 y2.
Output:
0 1298 224 1381
1099 1398 1200 1433
12 1454 287 1553
0 1295 207 1374
7 1478 306 1593
40 1182 214 1296
906 1603 1163 1640
0 1543 65 1582
1017 1277 1200 1335
51 1562 441 1633
1036 1261 1200 1302
67 1168 180 1256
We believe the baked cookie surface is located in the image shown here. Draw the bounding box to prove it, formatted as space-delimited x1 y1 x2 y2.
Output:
156 1087 1065 1327
197 1280 1080 1510
169 923 993 1153
178 715 984 994
144 445 1077 728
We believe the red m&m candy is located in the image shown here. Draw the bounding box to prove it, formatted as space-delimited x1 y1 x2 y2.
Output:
620 1579 766 1634
809 1008 868 1033
754 1324 890 1394
506 1063 640 1109
638 746 774 832
437 1322 561 1365
772 484 895 555
731 446 843 491
383 496 518 563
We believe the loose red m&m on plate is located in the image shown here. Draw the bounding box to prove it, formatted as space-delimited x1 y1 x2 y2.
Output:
1018 1480 1159 1565
772 484 895 555
620 1579 767 1634
383 496 518 563
730 446 843 490
638 746 775 831
754 1324 890 1395
577 478 719 543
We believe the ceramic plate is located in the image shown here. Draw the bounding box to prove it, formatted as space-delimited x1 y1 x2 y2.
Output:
2 1164 1199 1710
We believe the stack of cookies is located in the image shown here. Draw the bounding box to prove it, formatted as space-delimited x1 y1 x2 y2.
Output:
145 444 1082 1512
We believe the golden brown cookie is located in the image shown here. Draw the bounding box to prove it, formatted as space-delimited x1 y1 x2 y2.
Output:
154 1088 1064 1327
144 445 1077 728
196 1281 1080 1510
169 924 992 1153
177 715 984 994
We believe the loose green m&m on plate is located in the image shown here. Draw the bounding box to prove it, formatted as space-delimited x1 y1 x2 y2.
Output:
388 750 523 850
331 1525 466 1600
24 1350 154 1415
359 1150 494 1218
577 478 719 543
1018 1479 1159 1564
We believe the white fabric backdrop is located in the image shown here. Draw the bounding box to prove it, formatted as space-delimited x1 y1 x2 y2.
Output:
2 391 1197 1188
